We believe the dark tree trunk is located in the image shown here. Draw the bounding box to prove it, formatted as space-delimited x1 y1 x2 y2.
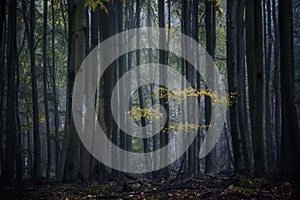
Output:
227 0 244 173
204 0 217 174
0 0 6 176
21 0 42 180
43 0 51 178
278 0 300 179
30 0 41 181
265 0 274 172
236 0 251 172
272 0 281 174
16 47 23 181
4 0 17 183
51 0 60 176
158 0 169 178
245 0 265 176
58 0 79 181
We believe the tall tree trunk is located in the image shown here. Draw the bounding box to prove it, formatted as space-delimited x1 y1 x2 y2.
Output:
265 0 274 172
16 46 23 181
43 0 52 179
117 0 127 174
4 0 17 183
58 0 79 181
135 0 150 171
158 0 169 178
77 6 89 182
227 0 243 173
181 0 188 178
236 0 251 172
0 0 6 175
205 0 216 174
272 0 281 174
30 0 41 181
278 0 300 179
245 0 265 176
99 1 115 177
51 0 60 176
125 0 133 172
89 6 101 179
21 0 42 180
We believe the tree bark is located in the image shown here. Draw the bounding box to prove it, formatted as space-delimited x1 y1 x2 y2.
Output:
245 0 265 176
4 0 17 183
51 0 61 176
278 0 300 179
0 0 6 176
158 0 169 178
43 0 51 179
205 0 216 174
21 0 42 180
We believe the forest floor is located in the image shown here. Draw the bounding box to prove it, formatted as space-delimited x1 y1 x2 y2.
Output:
0 175 299 199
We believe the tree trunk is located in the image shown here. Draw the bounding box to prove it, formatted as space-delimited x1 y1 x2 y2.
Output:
272 0 281 174
205 0 216 174
265 0 274 172
227 0 242 173
158 0 170 178
99 1 115 177
278 0 300 179
16 45 23 181
245 0 265 176
51 0 60 176
21 0 42 180
58 0 79 181
4 0 17 183
43 0 52 179
236 0 251 172
0 0 6 176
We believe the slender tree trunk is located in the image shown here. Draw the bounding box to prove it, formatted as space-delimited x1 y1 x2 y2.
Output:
265 0 274 172
278 0 300 179
21 0 42 180
117 0 127 174
227 0 243 173
58 0 78 181
272 0 281 174
125 0 133 171
4 0 17 183
245 0 265 176
16 47 23 181
0 0 6 176
192 0 199 176
158 0 169 178
135 0 150 171
30 0 41 181
27 116 33 176
89 6 101 179
236 0 251 172
205 0 216 174
181 0 188 177
43 0 51 178
51 0 60 176
99 1 115 177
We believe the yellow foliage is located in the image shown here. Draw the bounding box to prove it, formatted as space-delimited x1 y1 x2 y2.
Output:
85 0 110 14
168 124 210 132
154 87 235 106
207 0 224 17
128 107 163 122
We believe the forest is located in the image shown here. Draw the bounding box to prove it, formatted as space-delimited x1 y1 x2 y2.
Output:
0 0 300 199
